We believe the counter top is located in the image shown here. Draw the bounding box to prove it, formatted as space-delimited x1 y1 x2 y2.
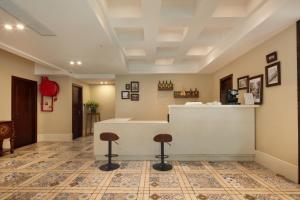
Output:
169 104 259 108
99 118 168 124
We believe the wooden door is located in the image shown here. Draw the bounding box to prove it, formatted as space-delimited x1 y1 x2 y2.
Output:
220 74 233 104
12 76 37 148
72 85 83 139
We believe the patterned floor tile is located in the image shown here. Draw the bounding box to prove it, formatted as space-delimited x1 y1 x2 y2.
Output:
179 161 207 171
149 173 180 188
54 160 85 171
100 193 138 200
0 160 32 170
207 161 239 171
3 192 49 200
109 173 141 188
221 173 265 189
27 172 72 188
0 172 37 187
67 173 107 188
185 173 222 188
149 192 185 200
51 192 93 200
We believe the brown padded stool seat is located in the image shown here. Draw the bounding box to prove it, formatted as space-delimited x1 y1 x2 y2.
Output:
154 134 172 143
100 132 119 141
153 133 173 171
99 132 120 171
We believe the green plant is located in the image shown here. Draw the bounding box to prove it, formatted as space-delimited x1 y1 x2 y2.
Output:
85 100 99 113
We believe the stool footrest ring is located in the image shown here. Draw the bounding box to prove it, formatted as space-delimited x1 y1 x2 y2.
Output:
155 155 169 159
104 154 118 157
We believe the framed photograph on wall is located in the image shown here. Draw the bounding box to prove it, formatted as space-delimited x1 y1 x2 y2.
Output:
131 93 139 101
125 84 131 90
121 91 130 99
248 75 264 105
237 76 249 90
265 62 281 87
131 81 139 92
266 51 278 63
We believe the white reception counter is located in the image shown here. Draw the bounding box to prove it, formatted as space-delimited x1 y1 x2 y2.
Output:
94 105 258 161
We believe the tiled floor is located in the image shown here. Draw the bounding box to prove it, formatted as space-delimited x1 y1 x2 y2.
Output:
0 136 300 200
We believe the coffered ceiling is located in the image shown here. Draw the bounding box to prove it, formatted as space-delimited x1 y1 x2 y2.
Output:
0 0 300 78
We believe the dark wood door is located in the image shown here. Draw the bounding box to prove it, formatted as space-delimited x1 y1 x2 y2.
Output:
72 85 83 139
12 76 37 148
220 74 233 104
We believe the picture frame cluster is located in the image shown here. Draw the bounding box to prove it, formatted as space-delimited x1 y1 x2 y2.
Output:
237 51 281 105
121 81 140 101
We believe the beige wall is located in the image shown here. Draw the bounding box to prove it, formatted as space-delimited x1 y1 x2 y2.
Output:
90 85 116 120
0 49 38 121
212 24 298 165
0 49 91 138
115 74 213 120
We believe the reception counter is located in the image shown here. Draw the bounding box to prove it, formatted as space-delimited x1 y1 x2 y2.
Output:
94 105 258 161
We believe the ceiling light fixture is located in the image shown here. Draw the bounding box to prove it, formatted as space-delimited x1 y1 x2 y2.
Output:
69 61 75 65
4 24 13 30
104 82 108 84
77 61 82 65
16 23 25 30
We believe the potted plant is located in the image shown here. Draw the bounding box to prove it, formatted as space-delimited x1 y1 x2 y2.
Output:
85 100 99 113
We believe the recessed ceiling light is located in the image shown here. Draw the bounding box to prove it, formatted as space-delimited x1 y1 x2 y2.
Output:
77 61 82 65
69 61 75 65
4 24 13 30
100 81 104 84
16 24 25 30
104 81 108 84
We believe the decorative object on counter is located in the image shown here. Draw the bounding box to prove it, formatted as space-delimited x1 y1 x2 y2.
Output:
0 121 14 156
237 76 249 90
248 74 263 105
174 88 199 98
130 81 139 92
265 61 281 87
224 89 240 105
85 112 100 136
131 93 139 101
85 100 99 113
39 76 60 112
125 84 131 90
121 91 130 99
266 51 278 63
158 80 173 91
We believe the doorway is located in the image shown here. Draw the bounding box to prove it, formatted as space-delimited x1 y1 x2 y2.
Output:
72 84 83 139
220 74 233 104
11 76 37 148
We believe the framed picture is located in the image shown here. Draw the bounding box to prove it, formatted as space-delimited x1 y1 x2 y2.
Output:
41 96 54 112
131 93 139 101
265 61 281 87
266 51 277 63
125 84 131 90
237 76 249 90
248 75 264 105
131 81 139 92
121 91 130 99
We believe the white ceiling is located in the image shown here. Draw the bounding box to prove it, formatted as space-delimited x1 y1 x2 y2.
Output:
0 0 300 78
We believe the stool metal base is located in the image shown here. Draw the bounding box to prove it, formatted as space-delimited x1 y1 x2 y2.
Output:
99 163 120 171
152 163 173 171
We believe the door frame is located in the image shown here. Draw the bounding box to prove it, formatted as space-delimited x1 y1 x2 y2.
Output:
72 84 83 140
296 20 300 183
219 74 233 102
11 76 37 145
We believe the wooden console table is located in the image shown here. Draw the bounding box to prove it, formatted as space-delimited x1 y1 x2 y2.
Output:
0 121 15 156
85 113 100 136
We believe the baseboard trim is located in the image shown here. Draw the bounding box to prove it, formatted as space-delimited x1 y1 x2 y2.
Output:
95 154 255 161
38 133 72 142
255 150 298 183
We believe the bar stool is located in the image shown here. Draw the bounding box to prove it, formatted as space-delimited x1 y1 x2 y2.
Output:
153 133 173 171
99 132 120 171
